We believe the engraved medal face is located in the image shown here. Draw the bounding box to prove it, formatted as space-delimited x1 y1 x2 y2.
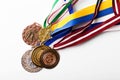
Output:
22 22 41 46
38 27 51 43
21 50 42 73
42 52 56 66
40 49 60 69
31 48 44 67
31 45 51 67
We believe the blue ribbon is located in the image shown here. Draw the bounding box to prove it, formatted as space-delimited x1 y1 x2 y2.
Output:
45 28 72 46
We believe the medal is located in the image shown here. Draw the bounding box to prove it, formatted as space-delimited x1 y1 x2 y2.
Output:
22 22 41 46
31 45 60 69
21 50 42 73
31 45 51 67
38 27 51 43
40 48 60 69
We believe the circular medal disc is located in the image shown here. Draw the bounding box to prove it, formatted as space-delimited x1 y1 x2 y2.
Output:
22 22 41 46
40 49 60 69
21 50 42 73
31 45 51 67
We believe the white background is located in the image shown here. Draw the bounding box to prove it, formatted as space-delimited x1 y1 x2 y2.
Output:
0 0 120 80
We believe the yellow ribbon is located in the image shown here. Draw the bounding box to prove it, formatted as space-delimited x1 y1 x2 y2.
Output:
51 0 112 31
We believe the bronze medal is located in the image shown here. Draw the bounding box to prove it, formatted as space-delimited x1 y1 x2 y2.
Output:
22 22 41 46
21 50 42 73
40 49 60 69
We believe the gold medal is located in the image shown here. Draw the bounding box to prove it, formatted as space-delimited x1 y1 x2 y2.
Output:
31 45 51 67
31 45 60 69
38 27 51 43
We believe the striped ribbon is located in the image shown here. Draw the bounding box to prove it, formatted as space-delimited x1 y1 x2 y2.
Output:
53 0 120 50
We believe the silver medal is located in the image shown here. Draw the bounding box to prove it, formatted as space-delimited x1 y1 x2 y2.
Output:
21 50 42 73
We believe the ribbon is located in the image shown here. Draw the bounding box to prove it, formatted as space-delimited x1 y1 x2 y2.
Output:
51 0 113 33
44 0 74 28
43 0 59 27
45 0 74 46
47 0 78 26
113 0 120 15
54 15 120 50
64 0 74 14
53 0 120 50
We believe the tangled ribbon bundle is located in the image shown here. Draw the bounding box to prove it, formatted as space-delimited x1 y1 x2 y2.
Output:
45 0 120 49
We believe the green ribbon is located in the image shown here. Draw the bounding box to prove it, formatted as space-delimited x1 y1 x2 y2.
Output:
43 0 72 28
